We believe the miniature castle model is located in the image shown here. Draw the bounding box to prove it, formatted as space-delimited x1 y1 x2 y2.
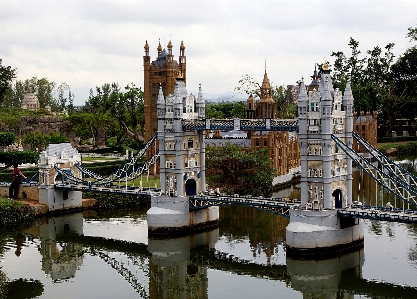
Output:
245 70 300 175
206 69 300 177
21 88 40 110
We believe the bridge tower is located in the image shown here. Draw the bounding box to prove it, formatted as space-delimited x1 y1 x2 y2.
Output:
286 62 363 257
147 83 219 235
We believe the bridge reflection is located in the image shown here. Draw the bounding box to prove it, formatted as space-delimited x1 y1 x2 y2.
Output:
21 213 417 298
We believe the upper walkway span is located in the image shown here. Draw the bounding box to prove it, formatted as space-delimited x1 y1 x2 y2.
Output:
181 118 299 132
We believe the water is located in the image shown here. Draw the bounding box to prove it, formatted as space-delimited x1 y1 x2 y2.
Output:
1 169 417 298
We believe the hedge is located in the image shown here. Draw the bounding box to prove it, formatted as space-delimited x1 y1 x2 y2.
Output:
0 132 15 146
0 201 37 229
0 151 39 167
378 136 417 143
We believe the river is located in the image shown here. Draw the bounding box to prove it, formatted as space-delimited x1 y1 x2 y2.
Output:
1 165 417 298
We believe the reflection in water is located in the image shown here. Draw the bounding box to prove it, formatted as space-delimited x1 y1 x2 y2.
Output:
0 202 416 298
148 231 218 299
287 249 364 298
219 205 289 264
25 214 85 281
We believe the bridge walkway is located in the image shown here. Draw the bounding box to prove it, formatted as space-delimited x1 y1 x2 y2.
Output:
338 205 417 224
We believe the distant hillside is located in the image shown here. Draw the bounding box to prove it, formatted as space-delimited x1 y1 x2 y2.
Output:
203 91 248 103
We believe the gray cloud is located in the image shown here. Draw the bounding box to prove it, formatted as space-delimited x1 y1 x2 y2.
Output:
1 0 416 105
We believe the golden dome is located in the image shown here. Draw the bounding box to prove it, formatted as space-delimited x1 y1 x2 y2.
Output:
180 41 185 50
167 40 173 48
144 40 149 50
157 40 162 52
323 59 329 71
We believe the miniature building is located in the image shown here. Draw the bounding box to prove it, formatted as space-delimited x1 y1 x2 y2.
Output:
143 39 186 143
207 69 300 177
353 111 377 153
247 70 300 175
21 89 40 110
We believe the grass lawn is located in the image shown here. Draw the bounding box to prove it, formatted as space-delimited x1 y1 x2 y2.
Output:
0 197 24 207
81 156 121 162
113 176 160 188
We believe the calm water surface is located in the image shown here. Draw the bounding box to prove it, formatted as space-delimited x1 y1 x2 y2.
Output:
1 169 417 298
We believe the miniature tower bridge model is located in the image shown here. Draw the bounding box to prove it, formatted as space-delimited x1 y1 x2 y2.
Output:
146 83 219 234
38 143 83 211
286 63 363 256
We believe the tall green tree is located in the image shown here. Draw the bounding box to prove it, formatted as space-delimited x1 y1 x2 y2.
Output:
76 82 145 148
0 59 17 105
330 29 417 133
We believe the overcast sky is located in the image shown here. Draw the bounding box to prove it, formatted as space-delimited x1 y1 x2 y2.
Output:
1 0 416 105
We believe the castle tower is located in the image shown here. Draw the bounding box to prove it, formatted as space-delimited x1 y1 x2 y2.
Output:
286 62 363 258
143 40 186 143
244 94 256 119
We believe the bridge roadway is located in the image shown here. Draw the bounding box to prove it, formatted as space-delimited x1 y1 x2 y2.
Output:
338 205 417 224
53 184 417 223
190 193 301 218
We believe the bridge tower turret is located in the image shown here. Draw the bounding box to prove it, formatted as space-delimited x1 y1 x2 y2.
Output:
342 80 354 206
147 83 219 235
286 62 363 258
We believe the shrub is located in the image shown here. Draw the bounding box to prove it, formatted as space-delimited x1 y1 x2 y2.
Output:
0 132 15 146
0 151 38 167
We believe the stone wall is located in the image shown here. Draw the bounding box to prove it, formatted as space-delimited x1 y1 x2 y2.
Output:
0 184 39 201
18 116 79 148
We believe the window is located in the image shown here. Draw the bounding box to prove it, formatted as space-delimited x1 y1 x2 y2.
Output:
188 139 193 149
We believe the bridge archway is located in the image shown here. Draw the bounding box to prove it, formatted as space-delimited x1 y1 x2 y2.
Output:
185 179 197 196
332 189 343 209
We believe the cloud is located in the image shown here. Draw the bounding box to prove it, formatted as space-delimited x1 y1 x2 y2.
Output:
1 0 416 105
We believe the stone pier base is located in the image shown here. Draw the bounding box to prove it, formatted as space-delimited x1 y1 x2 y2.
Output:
286 209 364 259
147 196 219 236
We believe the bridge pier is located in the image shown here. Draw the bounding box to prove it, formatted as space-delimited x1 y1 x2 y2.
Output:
286 209 364 257
287 67 363 257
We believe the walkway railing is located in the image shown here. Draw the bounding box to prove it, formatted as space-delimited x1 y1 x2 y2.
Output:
332 133 417 208
182 118 299 132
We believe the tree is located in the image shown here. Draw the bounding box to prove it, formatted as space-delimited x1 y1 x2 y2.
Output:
2 77 73 111
205 101 245 119
330 29 417 134
0 59 17 105
78 82 145 148
206 143 275 196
